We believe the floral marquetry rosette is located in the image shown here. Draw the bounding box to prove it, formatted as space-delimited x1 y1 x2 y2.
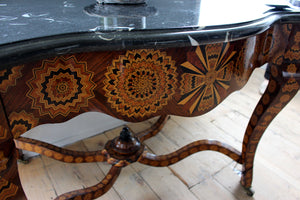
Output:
104 49 177 118
26 56 96 118
179 43 236 114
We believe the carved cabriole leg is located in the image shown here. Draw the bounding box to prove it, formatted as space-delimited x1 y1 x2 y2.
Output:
241 24 300 194
0 98 27 200
241 75 299 194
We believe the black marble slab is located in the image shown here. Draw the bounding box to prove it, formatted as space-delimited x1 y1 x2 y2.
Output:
1 0 300 69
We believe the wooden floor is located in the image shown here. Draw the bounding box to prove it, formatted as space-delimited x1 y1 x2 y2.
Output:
18 68 300 200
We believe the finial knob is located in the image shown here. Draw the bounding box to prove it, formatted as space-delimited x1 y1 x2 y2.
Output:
119 127 132 142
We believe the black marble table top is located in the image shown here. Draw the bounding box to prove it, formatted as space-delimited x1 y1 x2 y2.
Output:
1 0 300 69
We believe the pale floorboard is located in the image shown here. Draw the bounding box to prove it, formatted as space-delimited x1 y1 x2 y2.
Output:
19 68 300 200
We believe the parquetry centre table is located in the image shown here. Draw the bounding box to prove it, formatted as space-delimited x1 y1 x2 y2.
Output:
0 0 300 199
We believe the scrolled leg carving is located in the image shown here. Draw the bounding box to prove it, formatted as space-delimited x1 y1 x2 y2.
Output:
55 166 122 200
138 140 242 167
241 24 300 192
14 137 107 163
241 72 299 190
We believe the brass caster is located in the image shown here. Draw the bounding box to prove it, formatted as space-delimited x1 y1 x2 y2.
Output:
244 187 255 196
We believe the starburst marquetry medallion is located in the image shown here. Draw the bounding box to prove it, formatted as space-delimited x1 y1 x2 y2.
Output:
179 43 236 114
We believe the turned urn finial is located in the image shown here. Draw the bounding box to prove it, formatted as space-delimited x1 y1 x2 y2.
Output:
104 126 144 161
119 127 132 142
